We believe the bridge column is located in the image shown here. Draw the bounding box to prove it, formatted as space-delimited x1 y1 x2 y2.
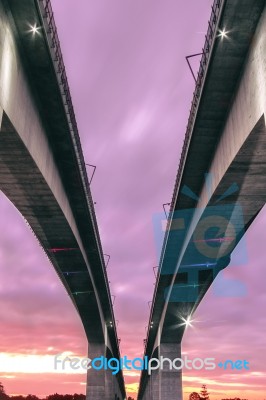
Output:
113 376 123 400
142 374 153 400
160 343 183 400
105 367 114 400
148 343 183 400
86 343 106 400
151 369 161 400
113 377 118 400
86 344 121 400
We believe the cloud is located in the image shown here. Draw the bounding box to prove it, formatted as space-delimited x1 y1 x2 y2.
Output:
0 0 265 398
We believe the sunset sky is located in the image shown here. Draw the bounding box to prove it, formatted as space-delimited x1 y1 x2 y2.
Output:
0 0 265 399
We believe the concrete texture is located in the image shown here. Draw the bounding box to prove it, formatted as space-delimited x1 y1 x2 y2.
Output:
86 344 123 400
142 344 182 400
160 344 182 400
86 344 106 400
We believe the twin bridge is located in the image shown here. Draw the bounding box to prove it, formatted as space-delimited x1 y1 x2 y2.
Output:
0 0 265 400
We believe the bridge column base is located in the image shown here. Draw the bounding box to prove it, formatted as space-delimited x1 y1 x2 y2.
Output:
86 343 123 400
160 343 183 400
146 343 183 400
86 343 105 400
86 344 111 400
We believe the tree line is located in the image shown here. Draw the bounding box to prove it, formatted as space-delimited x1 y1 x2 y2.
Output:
0 383 85 400
189 384 249 400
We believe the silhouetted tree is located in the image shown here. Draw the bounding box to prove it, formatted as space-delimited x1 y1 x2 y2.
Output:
189 393 201 400
200 384 209 400
73 394 85 400
46 394 61 400
46 395 85 400
26 395 39 400
0 382 9 400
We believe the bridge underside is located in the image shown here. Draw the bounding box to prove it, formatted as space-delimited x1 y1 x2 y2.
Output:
162 113 266 342
0 109 104 340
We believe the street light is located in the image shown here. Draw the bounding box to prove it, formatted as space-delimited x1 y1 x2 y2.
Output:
29 23 41 36
218 28 229 39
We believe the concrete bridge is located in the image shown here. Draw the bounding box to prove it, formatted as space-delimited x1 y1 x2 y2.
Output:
138 0 266 398
0 1 126 399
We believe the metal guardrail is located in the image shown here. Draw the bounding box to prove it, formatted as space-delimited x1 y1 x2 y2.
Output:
36 0 122 361
170 0 222 213
38 0 104 269
143 0 224 357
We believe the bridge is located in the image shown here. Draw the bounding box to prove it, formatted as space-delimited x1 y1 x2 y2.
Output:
0 1 126 399
138 0 266 399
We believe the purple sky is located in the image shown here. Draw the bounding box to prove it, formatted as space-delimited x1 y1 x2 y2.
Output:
0 0 265 398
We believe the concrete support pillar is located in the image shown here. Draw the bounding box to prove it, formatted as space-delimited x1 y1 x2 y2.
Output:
86 343 106 400
105 365 115 400
160 343 183 400
142 379 149 400
142 377 150 400
86 343 122 400
113 377 122 400
146 343 183 400
113 377 118 400
151 369 160 400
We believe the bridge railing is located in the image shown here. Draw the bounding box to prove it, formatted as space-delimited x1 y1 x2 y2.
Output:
170 0 223 214
143 0 224 355
36 0 122 357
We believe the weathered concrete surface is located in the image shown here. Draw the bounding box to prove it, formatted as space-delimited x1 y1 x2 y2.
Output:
142 344 182 400
160 344 182 400
87 344 106 400
86 344 123 400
